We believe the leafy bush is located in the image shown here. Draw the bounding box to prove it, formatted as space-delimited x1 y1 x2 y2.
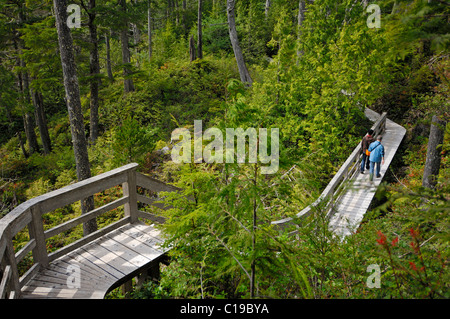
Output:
111 116 157 167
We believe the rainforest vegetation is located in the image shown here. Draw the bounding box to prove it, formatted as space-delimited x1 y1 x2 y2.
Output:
0 0 449 299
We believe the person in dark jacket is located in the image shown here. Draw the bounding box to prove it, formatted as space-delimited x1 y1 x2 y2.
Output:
368 135 385 181
360 129 374 174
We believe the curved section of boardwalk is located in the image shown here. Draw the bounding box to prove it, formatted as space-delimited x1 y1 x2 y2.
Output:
0 164 182 299
21 223 166 299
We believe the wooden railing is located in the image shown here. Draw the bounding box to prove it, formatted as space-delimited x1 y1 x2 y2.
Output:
0 163 180 299
271 112 387 231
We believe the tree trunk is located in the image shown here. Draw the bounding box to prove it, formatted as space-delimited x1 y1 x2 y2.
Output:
16 2 40 154
87 0 100 144
53 0 97 235
226 0 252 86
175 0 179 26
422 115 446 189
148 0 153 61
265 0 271 19
17 132 28 158
189 35 196 62
120 0 135 93
296 0 305 65
105 32 114 81
132 0 141 68
32 90 52 155
182 0 187 31
197 0 203 59
23 112 39 154
19 63 40 154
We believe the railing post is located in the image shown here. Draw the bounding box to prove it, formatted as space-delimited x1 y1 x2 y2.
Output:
29 204 49 268
123 168 138 224
4 231 21 299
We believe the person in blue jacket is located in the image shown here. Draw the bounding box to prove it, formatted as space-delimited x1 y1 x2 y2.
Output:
368 135 385 181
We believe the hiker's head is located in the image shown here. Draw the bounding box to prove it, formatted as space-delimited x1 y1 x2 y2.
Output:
368 129 374 136
377 135 383 142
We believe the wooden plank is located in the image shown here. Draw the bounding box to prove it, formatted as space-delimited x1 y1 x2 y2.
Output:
136 210 167 224
119 224 165 251
0 237 6 265
136 172 181 193
48 217 130 262
101 235 152 269
4 235 21 298
59 251 118 282
137 194 174 211
40 173 128 214
44 196 129 240
80 243 133 278
8 209 32 239
69 246 123 280
38 163 138 214
19 262 41 289
76 247 125 281
29 204 49 267
105 228 164 261
21 285 98 299
56 255 113 283
0 265 11 299
123 170 138 223
37 261 108 290
14 239 36 264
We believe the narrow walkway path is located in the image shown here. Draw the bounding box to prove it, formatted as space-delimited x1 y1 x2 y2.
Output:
328 111 406 237
21 223 167 299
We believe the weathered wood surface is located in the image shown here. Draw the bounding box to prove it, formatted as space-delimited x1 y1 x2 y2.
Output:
271 109 389 231
328 115 406 237
0 163 177 299
271 108 405 238
21 223 166 299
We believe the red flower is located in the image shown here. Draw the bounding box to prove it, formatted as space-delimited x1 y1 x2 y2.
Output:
409 262 424 272
376 231 387 246
409 228 419 238
391 237 399 247
410 241 420 253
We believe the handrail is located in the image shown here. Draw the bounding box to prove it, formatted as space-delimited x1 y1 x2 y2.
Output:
0 163 179 299
271 111 387 231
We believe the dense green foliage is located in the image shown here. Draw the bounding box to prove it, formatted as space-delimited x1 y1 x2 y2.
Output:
0 0 448 299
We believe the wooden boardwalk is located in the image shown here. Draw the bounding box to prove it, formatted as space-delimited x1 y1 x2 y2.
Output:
0 164 180 299
272 109 406 238
1 109 406 299
328 112 406 237
21 223 166 299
